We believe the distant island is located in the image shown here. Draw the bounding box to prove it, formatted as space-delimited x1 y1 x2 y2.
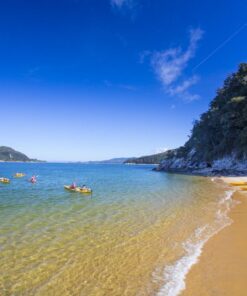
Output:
83 158 130 164
126 63 247 176
0 146 44 162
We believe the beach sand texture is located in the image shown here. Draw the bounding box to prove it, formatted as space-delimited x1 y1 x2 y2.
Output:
182 177 247 296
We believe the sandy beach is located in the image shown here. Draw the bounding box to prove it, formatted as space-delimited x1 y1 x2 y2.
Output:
182 177 247 296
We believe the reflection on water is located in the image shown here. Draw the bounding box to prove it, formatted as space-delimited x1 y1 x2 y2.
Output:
0 163 229 295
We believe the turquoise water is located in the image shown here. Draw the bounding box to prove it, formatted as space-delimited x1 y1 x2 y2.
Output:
0 163 232 295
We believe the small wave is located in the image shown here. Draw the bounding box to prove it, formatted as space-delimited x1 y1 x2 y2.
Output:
156 190 235 296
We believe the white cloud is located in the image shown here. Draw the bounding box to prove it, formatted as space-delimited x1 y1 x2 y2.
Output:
150 28 204 101
168 75 200 101
168 76 199 95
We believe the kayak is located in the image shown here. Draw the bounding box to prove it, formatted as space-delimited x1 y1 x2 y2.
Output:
14 173 25 178
0 178 10 184
64 185 92 193
240 186 247 191
229 181 247 186
64 185 92 194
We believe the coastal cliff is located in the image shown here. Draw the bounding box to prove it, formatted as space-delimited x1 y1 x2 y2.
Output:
127 63 247 175
157 63 247 175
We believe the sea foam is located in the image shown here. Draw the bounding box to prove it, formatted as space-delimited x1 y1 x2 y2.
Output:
156 189 235 296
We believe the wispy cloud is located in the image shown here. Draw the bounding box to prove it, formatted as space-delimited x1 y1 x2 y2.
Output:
110 0 139 20
168 75 200 101
150 28 204 101
111 0 134 9
111 0 125 8
139 50 151 64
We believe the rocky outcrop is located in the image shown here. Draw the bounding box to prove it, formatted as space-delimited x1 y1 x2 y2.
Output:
157 152 247 176
156 63 247 176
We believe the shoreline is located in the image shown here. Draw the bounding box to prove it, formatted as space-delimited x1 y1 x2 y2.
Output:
154 166 247 177
181 176 247 296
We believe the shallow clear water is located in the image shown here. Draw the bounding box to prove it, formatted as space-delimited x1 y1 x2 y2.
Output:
0 163 232 295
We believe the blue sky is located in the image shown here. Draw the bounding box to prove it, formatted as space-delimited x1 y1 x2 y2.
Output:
0 0 246 161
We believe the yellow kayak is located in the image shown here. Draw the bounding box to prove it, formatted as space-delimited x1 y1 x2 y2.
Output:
239 186 247 191
64 185 92 194
0 178 10 184
229 181 247 186
14 173 25 178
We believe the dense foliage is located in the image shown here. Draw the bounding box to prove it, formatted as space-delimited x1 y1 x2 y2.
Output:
126 63 247 165
186 63 247 163
125 152 168 164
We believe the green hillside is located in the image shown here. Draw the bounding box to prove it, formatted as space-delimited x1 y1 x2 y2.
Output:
127 63 247 175
0 146 40 162
125 152 167 164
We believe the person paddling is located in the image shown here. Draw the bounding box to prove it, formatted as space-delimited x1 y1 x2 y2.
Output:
30 176 37 183
70 182 76 189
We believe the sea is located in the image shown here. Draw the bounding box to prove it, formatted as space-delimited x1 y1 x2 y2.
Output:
0 162 235 296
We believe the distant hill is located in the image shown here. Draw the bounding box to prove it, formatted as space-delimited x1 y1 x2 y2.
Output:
125 152 167 164
84 157 130 164
0 146 41 162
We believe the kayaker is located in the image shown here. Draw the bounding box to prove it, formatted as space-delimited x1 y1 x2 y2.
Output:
70 182 76 189
30 176 37 183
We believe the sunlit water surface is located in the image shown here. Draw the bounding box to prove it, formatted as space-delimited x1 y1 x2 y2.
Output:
0 163 232 295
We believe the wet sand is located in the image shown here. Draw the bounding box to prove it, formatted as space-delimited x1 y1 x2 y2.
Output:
182 177 247 296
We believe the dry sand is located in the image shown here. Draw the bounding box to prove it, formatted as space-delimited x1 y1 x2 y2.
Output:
182 177 247 296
